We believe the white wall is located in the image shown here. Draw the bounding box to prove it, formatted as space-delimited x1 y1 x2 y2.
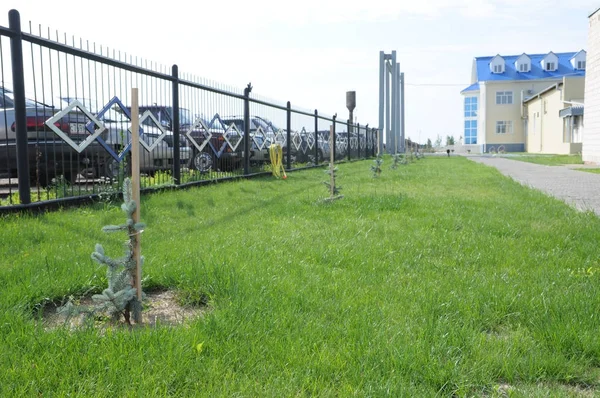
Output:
484 80 561 146
583 11 600 163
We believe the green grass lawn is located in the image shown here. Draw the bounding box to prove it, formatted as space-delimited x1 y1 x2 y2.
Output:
501 153 583 166
2 156 600 396
574 168 600 174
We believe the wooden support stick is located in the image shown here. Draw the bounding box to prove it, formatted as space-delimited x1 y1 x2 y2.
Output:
130 88 142 303
329 125 335 198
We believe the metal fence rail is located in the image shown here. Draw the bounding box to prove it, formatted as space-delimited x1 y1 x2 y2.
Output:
0 9 377 212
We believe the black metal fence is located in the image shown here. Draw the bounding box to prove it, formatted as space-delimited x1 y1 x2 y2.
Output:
0 9 377 212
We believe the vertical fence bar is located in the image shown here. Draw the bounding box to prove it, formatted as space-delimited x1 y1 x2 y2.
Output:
371 128 374 156
172 65 181 184
367 127 370 157
357 123 361 160
243 83 252 175
360 123 364 159
314 109 319 164
371 128 374 157
365 125 368 158
286 101 291 170
365 124 369 158
8 10 30 204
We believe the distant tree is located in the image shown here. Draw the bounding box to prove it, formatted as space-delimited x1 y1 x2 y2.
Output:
446 135 455 146
434 135 442 148
426 138 432 149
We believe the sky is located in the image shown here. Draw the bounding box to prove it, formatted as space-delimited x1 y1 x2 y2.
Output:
2 0 598 144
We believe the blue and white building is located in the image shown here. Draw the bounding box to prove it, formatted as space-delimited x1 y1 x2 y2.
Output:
461 51 586 153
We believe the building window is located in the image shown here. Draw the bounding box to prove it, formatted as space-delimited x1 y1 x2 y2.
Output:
493 64 503 73
464 96 478 144
496 91 513 105
464 97 478 117
464 120 477 144
578 61 586 69
545 62 555 71
496 121 513 134
518 64 529 72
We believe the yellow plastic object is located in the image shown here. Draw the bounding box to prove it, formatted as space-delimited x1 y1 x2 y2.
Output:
269 144 287 179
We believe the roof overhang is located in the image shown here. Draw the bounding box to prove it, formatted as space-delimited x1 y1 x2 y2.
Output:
559 106 584 118
460 82 480 94
523 83 563 104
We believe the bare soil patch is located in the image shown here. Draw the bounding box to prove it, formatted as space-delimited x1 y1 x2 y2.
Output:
42 289 205 330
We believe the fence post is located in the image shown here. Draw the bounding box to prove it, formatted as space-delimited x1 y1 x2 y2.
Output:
365 124 369 158
286 101 291 170
332 114 337 162
369 128 375 157
314 109 319 164
369 128 372 157
9 10 30 205
243 83 252 175
357 123 360 160
347 119 351 162
373 129 377 157
171 65 181 185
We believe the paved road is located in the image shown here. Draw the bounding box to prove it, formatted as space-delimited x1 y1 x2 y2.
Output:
468 156 600 215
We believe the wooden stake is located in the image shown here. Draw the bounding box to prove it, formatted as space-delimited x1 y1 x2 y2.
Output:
130 88 142 302
329 125 335 198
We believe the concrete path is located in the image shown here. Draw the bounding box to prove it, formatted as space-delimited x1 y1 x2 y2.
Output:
468 156 600 215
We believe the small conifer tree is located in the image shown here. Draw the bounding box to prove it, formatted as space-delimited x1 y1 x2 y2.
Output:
391 154 409 169
371 156 383 177
59 178 145 325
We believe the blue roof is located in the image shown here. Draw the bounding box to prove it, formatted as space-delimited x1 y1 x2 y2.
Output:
461 82 479 93
475 52 585 82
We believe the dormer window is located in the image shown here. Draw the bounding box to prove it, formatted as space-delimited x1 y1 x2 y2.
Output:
490 54 505 74
570 50 587 70
541 52 559 72
515 53 531 73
